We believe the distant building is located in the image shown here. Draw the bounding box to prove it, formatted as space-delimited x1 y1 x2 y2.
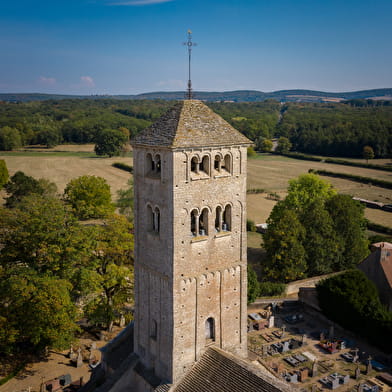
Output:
358 242 392 311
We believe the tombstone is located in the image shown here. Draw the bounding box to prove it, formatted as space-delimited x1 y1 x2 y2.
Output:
90 342 97 350
40 377 46 392
301 334 306 346
282 341 290 353
119 314 126 327
320 331 325 341
331 377 339 390
355 365 361 380
329 325 334 339
358 384 364 392
262 345 268 357
76 348 83 368
297 367 309 382
281 324 286 338
268 315 275 328
312 360 318 377
353 348 359 363
366 356 372 375
311 383 318 392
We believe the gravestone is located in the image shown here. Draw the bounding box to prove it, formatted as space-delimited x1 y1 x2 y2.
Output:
353 348 359 363
282 341 290 353
312 360 318 377
268 315 275 328
331 377 339 390
366 356 372 375
76 348 83 368
329 325 334 339
281 324 286 338
119 314 126 327
301 334 306 346
311 383 318 392
355 365 361 380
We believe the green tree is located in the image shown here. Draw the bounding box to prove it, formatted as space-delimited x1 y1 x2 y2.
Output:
36 127 62 148
247 146 257 157
0 266 78 354
0 194 90 277
363 145 375 163
264 208 307 282
0 159 9 190
275 136 292 154
302 200 339 276
83 215 134 330
116 178 134 222
4 171 57 208
64 175 115 219
259 138 273 153
284 173 336 212
94 128 128 157
326 194 369 270
0 126 22 150
316 270 392 352
247 265 260 303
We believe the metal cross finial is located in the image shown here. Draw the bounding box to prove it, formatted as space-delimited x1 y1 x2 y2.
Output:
183 30 197 100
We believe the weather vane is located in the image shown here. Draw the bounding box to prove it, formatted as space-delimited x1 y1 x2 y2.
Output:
183 30 197 100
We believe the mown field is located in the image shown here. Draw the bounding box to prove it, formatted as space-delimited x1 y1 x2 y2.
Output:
1 147 391 228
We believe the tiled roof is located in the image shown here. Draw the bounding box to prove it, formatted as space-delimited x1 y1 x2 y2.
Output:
170 347 292 392
131 100 252 148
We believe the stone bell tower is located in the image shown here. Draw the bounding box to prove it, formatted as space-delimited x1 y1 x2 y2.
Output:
131 100 252 387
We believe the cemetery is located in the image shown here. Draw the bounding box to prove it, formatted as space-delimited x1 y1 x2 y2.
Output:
247 301 392 391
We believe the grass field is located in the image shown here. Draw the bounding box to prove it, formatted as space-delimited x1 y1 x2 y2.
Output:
1 147 391 228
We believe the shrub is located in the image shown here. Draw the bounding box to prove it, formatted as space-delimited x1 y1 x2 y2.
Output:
246 219 256 232
259 282 286 297
112 162 133 173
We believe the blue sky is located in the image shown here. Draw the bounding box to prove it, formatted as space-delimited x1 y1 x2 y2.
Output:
0 0 391 94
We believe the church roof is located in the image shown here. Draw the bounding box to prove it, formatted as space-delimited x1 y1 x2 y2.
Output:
169 347 291 392
131 100 252 149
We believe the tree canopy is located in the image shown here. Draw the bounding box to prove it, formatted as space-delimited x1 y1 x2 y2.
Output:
64 175 115 219
94 128 128 157
263 174 368 282
0 159 8 189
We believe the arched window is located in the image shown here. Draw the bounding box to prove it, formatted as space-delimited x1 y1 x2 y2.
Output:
147 205 154 231
214 155 221 172
191 209 198 236
153 207 160 233
155 154 161 174
199 208 209 236
191 157 199 174
223 205 231 231
146 153 154 174
150 319 157 340
201 155 210 175
221 154 231 173
205 317 215 342
215 206 222 232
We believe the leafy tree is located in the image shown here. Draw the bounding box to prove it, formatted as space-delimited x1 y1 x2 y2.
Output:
284 173 336 212
316 270 392 352
302 200 339 275
247 146 257 157
36 127 62 148
0 194 90 277
275 136 292 154
116 178 134 222
363 145 375 163
0 159 9 189
0 266 78 354
326 194 369 270
259 138 273 153
0 126 22 150
83 215 134 330
4 171 57 208
247 265 259 303
94 128 128 157
64 175 115 219
264 208 307 282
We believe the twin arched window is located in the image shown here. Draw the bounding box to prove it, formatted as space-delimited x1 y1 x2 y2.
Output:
146 153 161 178
191 153 231 177
191 205 231 237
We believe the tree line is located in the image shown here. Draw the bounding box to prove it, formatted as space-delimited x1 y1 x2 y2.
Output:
0 161 134 356
1 98 390 158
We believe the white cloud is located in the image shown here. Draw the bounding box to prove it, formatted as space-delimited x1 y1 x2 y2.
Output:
80 76 95 87
39 76 56 85
109 0 173 6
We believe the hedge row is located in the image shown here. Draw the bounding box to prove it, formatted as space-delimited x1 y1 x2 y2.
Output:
366 221 392 235
282 152 392 172
310 169 392 189
112 162 133 173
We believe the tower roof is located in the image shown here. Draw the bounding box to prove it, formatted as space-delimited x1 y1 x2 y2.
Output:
131 100 252 149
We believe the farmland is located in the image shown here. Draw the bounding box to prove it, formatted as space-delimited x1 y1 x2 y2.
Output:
1 147 391 228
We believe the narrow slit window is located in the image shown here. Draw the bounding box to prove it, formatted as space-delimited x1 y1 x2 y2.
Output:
223 205 231 231
205 317 215 342
153 207 160 233
215 206 222 232
199 208 209 236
